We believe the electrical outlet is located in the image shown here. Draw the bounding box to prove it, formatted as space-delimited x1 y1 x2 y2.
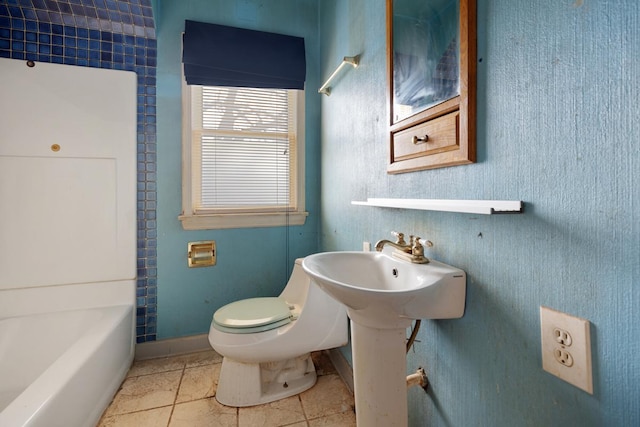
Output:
553 327 572 346
553 348 574 366
540 306 593 394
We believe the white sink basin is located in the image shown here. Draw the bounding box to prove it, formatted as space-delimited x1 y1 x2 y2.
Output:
303 250 467 425
302 251 466 329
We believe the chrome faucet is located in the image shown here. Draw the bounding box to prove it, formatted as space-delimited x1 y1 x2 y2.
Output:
375 231 431 264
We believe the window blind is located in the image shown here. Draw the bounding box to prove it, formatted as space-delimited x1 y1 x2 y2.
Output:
191 86 297 212
182 20 306 90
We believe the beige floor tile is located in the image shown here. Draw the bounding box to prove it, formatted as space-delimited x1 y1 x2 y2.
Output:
102 350 355 427
176 363 220 403
98 406 172 427
127 356 186 377
300 374 355 420
183 349 223 367
308 411 357 426
238 395 306 427
170 398 237 427
105 370 182 416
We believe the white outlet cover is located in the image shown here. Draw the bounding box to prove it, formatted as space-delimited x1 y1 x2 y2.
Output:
540 306 593 394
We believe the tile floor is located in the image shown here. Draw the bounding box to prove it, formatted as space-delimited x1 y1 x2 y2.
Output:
98 350 356 427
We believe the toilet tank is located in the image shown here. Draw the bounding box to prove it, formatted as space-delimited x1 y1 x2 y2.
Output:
280 258 348 349
279 259 310 306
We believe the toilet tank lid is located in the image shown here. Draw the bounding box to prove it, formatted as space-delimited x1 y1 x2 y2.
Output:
213 297 293 329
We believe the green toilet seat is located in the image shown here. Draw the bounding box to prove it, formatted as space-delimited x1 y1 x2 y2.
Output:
212 297 294 334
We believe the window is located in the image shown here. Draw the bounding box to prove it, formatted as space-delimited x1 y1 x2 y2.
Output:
180 82 307 230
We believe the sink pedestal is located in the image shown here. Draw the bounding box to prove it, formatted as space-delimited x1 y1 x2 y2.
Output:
351 321 410 427
301 251 466 427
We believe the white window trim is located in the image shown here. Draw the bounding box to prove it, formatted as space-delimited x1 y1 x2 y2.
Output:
179 77 308 230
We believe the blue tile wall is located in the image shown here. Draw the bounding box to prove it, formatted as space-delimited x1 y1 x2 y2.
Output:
0 0 157 343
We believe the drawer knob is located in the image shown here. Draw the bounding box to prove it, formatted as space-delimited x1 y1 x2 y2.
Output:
412 135 429 144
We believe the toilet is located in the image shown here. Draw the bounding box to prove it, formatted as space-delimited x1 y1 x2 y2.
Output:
208 258 348 407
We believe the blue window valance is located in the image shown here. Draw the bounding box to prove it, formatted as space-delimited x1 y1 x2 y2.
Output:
182 20 306 90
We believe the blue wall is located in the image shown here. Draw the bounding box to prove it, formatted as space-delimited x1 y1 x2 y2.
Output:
319 0 638 425
4 0 638 424
0 0 158 343
154 0 320 338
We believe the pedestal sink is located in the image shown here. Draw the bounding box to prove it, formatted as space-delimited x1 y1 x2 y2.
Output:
302 251 466 427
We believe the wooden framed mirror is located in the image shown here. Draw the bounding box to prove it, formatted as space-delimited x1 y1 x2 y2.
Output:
387 0 476 173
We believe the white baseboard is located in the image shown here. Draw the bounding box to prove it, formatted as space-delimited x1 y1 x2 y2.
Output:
135 334 211 360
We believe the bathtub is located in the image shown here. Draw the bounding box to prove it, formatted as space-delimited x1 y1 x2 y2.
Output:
0 304 134 427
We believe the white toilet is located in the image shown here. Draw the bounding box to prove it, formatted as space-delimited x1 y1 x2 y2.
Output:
208 258 348 407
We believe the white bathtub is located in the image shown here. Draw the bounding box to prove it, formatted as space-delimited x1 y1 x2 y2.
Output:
0 304 134 427
0 59 137 427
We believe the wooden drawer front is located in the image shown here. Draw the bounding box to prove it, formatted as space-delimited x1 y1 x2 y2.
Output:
392 111 459 162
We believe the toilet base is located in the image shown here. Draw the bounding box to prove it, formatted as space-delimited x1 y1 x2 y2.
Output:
215 353 317 407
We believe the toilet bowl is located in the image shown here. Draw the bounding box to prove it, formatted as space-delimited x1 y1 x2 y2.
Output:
208 258 348 407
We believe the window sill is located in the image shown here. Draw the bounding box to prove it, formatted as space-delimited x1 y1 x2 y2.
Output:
179 211 309 230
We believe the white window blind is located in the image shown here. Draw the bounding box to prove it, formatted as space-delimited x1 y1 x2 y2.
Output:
190 86 298 213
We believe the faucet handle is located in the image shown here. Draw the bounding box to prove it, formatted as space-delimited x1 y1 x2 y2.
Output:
411 237 432 264
413 237 433 252
412 237 424 257
391 231 406 245
414 237 433 248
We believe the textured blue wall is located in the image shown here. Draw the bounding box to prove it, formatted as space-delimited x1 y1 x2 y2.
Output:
0 0 158 343
154 0 321 338
319 0 638 425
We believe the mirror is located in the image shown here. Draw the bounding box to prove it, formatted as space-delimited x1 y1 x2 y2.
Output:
392 0 459 123
387 0 476 173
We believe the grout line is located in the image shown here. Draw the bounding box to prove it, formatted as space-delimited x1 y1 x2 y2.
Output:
127 367 185 379
166 360 187 427
297 395 311 424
